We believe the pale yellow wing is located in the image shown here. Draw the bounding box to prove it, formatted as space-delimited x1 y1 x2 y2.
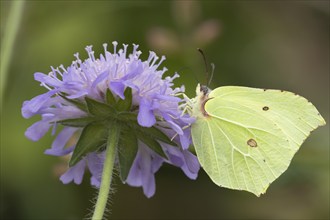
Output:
191 86 325 196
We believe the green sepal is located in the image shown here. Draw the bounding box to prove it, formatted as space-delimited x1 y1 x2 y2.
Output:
137 131 167 159
118 126 139 182
105 88 116 106
116 87 132 111
129 121 177 146
59 94 87 112
117 112 138 122
57 117 96 127
85 97 117 117
69 123 108 166
139 126 177 146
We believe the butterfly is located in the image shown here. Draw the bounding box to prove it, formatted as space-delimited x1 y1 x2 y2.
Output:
185 49 326 196
188 83 325 196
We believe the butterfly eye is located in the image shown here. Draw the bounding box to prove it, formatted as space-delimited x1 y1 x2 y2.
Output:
200 85 210 95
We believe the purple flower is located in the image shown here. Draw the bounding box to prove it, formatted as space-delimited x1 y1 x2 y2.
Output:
22 42 200 197
126 143 199 198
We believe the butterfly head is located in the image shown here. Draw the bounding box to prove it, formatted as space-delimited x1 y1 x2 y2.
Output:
196 84 211 97
200 84 211 96
193 84 212 118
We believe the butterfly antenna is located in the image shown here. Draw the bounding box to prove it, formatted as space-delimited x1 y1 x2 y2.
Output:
197 48 209 85
208 63 215 87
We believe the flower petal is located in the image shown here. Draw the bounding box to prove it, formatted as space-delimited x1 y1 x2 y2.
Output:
34 72 62 87
138 98 156 127
44 146 74 156
21 90 57 118
44 127 78 156
126 160 142 186
87 152 105 187
142 172 156 198
25 121 52 141
60 159 86 184
165 147 184 167
140 147 156 198
182 150 200 179
179 129 191 150
109 81 125 99
126 145 160 198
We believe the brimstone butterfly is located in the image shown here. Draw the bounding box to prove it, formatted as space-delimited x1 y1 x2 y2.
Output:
189 84 326 196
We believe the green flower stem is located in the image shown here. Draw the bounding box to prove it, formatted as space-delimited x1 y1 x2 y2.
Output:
92 124 120 220
0 0 25 107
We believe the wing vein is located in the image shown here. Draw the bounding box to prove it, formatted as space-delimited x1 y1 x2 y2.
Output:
210 103 300 148
244 155 257 194
206 121 221 180
212 121 240 187
245 129 276 182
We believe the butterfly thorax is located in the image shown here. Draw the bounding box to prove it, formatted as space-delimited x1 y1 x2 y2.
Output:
192 84 212 118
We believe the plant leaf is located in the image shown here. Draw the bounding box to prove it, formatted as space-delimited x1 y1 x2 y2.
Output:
69 123 108 166
85 97 117 117
57 117 96 127
137 131 167 159
117 112 138 122
139 126 177 146
129 121 176 146
116 87 132 111
118 127 139 182
59 94 87 112
105 88 116 106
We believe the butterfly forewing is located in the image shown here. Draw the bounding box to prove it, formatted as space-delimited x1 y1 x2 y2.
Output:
209 86 325 151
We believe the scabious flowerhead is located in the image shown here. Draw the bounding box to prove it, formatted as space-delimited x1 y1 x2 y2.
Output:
22 42 200 197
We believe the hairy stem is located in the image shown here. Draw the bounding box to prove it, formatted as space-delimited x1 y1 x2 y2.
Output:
92 124 120 220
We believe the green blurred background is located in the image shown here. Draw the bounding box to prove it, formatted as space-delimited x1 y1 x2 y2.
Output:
1 1 329 219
